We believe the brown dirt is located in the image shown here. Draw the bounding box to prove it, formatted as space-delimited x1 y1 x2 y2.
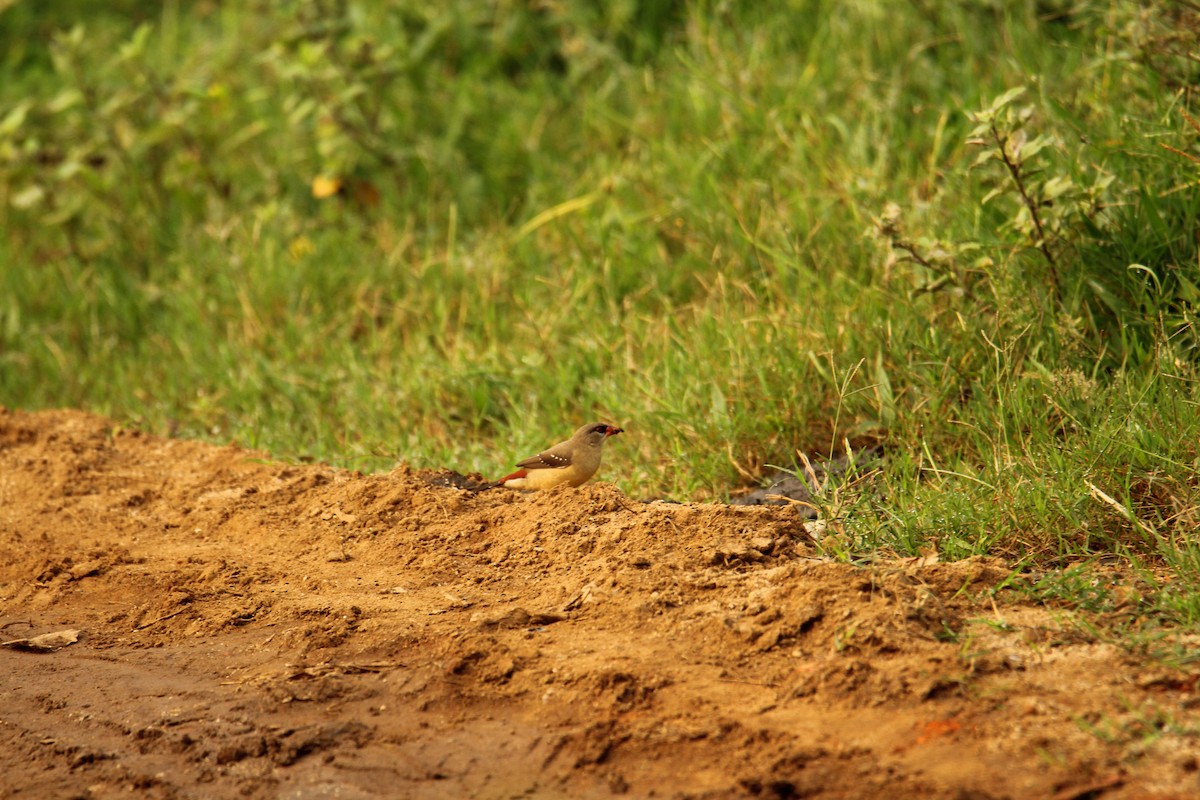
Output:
2 408 1199 799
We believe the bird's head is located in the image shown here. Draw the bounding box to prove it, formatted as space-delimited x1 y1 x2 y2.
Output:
577 422 623 445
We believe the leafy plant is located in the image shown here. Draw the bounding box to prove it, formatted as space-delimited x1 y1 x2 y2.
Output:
966 87 1116 305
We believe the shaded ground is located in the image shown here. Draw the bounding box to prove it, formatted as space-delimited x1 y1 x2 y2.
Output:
1 408 1198 799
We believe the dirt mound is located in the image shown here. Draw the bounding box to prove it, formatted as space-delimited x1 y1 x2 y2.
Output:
1 408 1197 798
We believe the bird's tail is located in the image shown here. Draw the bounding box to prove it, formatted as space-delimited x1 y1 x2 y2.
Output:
496 468 528 485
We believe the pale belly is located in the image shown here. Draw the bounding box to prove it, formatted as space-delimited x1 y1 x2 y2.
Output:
503 463 594 490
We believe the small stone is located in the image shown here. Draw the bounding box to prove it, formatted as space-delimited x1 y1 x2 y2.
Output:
68 560 104 580
479 608 532 630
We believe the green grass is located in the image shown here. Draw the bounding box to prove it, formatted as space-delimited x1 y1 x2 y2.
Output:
2 1 1200 627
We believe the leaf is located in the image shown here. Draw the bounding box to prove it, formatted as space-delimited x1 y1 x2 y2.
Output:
710 384 729 421
55 159 83 181
1086 278 1124 316
1006 129 1028 160
806 351 832 382
0 101 29 136
220 120 269 155
1041 175 1076 201
1 629 85 652
11 184 45 209
516 192 601 239
47 88 83 114
1020 133 1055 160
1175 274 1200 304
118 23 153 62
286 97 318 126
873 352 895 427
971 150 997 168
312 175 342 199
979 187 1004 206
338 84 367 103
989 86 1027 111
42 193 85 226
1139 188 1170 239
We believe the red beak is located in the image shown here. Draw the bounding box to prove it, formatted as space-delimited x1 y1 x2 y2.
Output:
606 426 624 437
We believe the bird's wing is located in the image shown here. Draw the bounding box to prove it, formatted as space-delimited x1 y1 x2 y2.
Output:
515 442 573 470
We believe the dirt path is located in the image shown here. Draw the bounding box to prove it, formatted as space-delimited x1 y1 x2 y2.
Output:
1 408 1197 798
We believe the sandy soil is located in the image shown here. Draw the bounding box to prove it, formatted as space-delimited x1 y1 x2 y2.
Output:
1 408 1199 799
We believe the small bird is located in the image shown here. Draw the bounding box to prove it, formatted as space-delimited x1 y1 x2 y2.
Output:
498 423 623 490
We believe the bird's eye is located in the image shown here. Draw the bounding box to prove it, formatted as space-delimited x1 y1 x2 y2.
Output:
593 424 608 434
